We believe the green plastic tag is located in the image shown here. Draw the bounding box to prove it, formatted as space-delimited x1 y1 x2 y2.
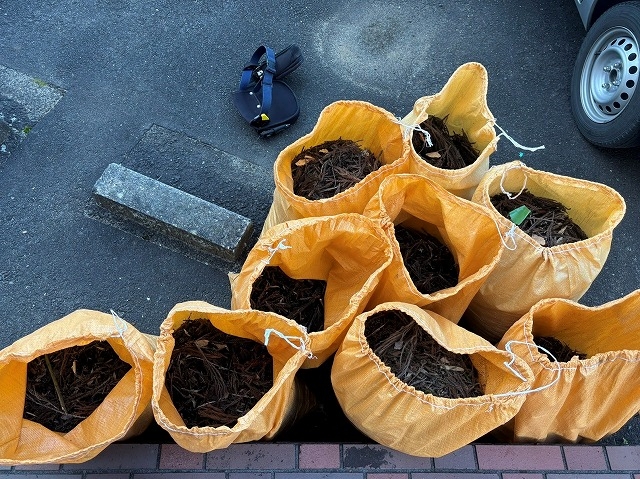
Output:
509 205 531 225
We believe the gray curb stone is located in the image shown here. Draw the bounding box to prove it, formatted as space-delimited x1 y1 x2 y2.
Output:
0 64 65 156
93 163 254 262
0 64 65 121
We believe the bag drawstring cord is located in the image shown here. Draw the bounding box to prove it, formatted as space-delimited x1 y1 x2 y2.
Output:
264 328 315 359
494 340 561 398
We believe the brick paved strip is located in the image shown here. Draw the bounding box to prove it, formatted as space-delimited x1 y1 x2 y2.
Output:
342 445 431 470
62 444 159 470
135 474 225 479
563 446 608 471
433 446 476 470
299 444 340 469
276 474 363 479
365 473 409 479
159 444 205 470
228 473 273 479
13 463 60 470
86 474 130 479
607 446 640 471
206 444 296 470
413 473 499 479
0 476 81 479
3 444 635 477
93 163 253 261
547 474 632 479
475 445 565 471
502 474 545 479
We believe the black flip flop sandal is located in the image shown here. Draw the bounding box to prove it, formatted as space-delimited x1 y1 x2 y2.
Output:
233 45 300 137
251 44 304 82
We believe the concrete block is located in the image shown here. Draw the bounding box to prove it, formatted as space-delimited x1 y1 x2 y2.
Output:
0 64 65 121
93 163 253 261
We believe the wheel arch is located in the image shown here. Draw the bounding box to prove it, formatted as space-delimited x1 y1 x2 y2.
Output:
583 0 632 29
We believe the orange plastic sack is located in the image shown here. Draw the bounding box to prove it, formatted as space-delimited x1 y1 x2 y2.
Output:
231 213 393 368
498 291 640 443
466 161 626 342
400 62 498 199
152 301 311 453
331 302 533 458
262 100 410 231
363 174 503 323
0 309 154 465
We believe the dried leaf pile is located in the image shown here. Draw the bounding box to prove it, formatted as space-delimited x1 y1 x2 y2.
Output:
250 265 327 333
291 139 383 200
534 336 588 362
491 189 589 246
23 341 131 433
394 225 459 295
365 309 483 399
412 115 479 169
166 319 273 429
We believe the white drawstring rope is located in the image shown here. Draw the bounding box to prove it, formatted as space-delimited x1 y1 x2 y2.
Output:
492 162 529 250
494 219 518 251
491 163 527 250
499 162 528 199
494 122 545 152
493 340 561 398
260 238 292 266
393 117 433 146
264 328 315 359
110 309 128 339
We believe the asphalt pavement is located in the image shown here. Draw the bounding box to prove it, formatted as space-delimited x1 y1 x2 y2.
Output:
1 0 639 443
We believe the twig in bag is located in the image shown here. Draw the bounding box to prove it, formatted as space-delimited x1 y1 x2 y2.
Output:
490 189 588 246
23 341 131 433
166 318 273 429
44 354 67 415
394 225 459 295
291 139 383 200
250 265 327 333
412 115 479 169
534 336 588 362
365 309 483 399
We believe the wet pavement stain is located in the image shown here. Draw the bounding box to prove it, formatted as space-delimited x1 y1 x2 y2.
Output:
343 445 389 468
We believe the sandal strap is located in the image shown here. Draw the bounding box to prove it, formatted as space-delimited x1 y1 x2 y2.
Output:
252 44 303 82
238 46 276 128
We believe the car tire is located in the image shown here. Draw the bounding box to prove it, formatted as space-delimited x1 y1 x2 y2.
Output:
571 1 640 148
